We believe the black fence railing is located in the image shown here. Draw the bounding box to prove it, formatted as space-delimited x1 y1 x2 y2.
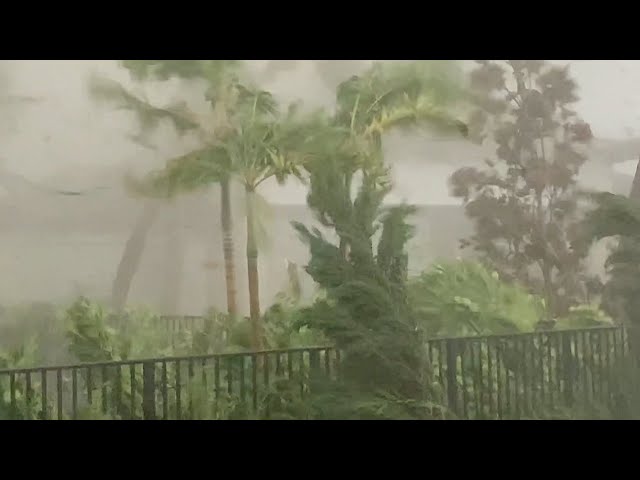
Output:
0 346 337 420
0 325 631 420
427 325 629 419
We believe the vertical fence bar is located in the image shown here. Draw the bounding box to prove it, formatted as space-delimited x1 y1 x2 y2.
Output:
287 351 294 381
188 360 195 420
129 364 136 420
460 344 468 419
309 349 320 394
101 365 108 414
252 354 259 412
487 339 495 418
86 367 93 405
562 331 574 408
513 340 520 419
264 353 271 388
276 353 283 377
214 357 221 402
9 373 16 417
41 370 48 420
496 340 503 420
176 360 182 420
522 337 530 418
299 351 305 398
56 369 63 420
72 368 78 420
142 362 156 420
162 361 168 420
324 349 331 377
538 334 546 409
504 342 512 418
115 366 123 418
438 341 446 402
25 372 32 416
445 339 458 416
226 358 233 396
239 356 246 402
580 330 589 406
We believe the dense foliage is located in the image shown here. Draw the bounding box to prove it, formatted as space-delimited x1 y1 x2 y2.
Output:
450 60 595 323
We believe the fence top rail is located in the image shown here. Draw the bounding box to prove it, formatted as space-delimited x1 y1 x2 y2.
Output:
0 345 334 376
426 324 623 343
0 325 623 376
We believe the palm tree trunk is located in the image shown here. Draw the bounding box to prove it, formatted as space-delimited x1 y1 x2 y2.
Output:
220 178 238 317
245 186 264 351
111 201 160 312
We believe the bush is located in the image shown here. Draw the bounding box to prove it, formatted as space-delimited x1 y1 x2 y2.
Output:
409 261 545 337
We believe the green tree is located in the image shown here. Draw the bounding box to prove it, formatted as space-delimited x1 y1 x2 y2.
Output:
450 60 594 323
154 99 333 351
87 60 245 315
583 187 640 325
289 61 467 417
307 60 467 259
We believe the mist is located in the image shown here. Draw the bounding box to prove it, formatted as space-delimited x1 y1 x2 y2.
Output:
1 60 639 315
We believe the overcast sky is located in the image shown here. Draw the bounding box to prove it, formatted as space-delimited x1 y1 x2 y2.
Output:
2 60 640 204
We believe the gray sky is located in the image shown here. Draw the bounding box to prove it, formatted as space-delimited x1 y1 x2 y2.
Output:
3 60 640 204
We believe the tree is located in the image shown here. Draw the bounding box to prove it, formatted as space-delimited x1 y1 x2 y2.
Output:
307 60 467 259
153 98 334 351
293 170 431 410
450 60 594 323
581 186 640 356
88 60 245 315
288 61 467 417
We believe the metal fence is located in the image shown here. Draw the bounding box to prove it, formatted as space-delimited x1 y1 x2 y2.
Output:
0 346 337 420
0 325 631 420
427 325 630 419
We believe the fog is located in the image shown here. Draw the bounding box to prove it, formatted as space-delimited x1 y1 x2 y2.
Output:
1 60 640 315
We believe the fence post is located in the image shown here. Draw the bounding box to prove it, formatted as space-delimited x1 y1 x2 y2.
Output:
445 339 459 416
309 350 321 394
561 332 574 407
142 362 156 420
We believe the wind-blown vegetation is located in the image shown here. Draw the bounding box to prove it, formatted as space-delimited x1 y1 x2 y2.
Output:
3 60 640 420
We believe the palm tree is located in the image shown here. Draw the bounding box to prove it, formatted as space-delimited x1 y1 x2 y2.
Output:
87 60 246 315
306 61 467 258
152 96 334 351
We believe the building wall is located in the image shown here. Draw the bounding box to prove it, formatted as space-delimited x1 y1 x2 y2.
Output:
0 198 615 316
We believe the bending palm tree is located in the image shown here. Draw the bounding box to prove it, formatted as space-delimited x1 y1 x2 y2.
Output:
152 96 333 351
88 60 246 314
306 61 467 259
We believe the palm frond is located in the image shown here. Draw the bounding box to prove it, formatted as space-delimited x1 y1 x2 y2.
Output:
235 86 278 121
336 60 466 138
121 60 211 81
87 73 201 137
125 146 231 199
365 96 467 138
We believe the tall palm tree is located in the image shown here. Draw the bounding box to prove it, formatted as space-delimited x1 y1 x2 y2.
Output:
306 61 467 258
152 96 334 351
87 60 246 315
